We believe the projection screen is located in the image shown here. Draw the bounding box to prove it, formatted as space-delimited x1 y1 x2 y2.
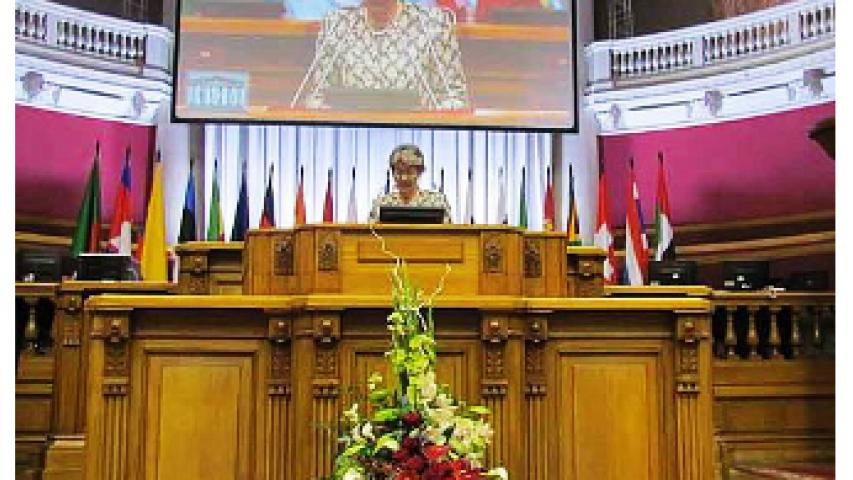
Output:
173 0 577 131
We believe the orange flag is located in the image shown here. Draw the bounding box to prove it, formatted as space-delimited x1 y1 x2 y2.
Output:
294 166 306 225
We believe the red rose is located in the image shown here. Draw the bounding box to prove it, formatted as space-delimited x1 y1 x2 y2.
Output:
404 455 427 472
402 436 420 452
402 411 423 428
393 448 411 463
423 444 450 461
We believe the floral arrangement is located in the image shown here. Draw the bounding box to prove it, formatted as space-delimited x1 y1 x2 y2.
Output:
332 260 507 480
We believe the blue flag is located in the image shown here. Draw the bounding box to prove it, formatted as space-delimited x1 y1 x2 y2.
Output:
231 162 249 241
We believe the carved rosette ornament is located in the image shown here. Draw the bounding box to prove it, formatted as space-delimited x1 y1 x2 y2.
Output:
182 254 208 294
524 316 549 397
481 316 509 398
675 317 708 395
101 314 130 396
482 234 504 274
317 233 339 271
267 314 292 396
274 234 295 276
523 239 542 278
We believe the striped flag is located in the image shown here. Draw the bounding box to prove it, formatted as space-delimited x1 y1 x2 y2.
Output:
206 158 224 241
70 142 102 257
295 166 306 225
323 168 334 223
385 168 392 195
594 159 617 284
108 146 133 254
567 164 581 245
230 161 249 241
543 166 554 231
178 158 197 243
623 158 649 285
347 166 358 223
655 152 675 261
260 164 275 228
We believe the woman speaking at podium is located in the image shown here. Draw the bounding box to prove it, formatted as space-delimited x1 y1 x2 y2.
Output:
291 0 470 111
368 144 453 223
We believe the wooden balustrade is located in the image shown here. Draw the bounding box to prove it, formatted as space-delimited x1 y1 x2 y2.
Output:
15 282 59 480
711 291 834 361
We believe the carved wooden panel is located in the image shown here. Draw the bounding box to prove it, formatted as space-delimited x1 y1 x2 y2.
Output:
143 354 255 480
317 233 339 272
482 234 504 274
523 239 543 279
556 350 664 480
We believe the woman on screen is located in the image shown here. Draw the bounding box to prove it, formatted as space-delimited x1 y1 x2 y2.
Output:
368 144 453 223
291 0 470 111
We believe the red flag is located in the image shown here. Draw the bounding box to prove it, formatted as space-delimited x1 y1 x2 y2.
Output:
294 166 306 225
543 167 554 231
108 147 133 254
594 159 617 284
624 158 649 285
323 168 334 223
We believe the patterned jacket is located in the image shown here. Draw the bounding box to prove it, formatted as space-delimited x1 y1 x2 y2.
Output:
292 3 469 111
368 190 453 224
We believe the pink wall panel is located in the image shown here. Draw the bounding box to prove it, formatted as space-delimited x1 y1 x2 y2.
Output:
16 105 155 222
601 102 835 226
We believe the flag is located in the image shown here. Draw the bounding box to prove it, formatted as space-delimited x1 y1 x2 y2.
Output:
543 166 554 231
178 159 197 242
655 152 675 261
347 166 358 223
108 146 132 254
567 164 581 245
70 142 102 257
385 169 392 195
496 167 507 225
231 161 249 241
207 158 224 240
464 167 474 224
295 166 306 225
323 168 334 223
623 158 649 285
260 164 276 228
518 166 528 229
140 152 167 281
439 168 445 194
594 159 617 284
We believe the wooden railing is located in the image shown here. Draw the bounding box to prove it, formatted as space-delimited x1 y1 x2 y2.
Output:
587 0 835 84
711 291 834 360
15 282 59 363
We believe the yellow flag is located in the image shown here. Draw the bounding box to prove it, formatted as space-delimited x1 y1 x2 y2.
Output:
141 160 167 281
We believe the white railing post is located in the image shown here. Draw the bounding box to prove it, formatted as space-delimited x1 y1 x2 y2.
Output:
788 11 803 44
692 36 704 67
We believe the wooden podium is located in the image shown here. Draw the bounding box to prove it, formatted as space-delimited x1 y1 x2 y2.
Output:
79 226 713 480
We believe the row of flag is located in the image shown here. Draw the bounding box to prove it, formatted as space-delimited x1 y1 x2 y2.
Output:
70 142 168 281
594 152 675 286
71 141 673 285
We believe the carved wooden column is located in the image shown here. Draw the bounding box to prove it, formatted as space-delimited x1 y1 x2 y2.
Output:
481 315 509 469
674 312 713 480
768 306 783 360
790 306 803 359
53 292 84 434
311 313 340 478
84 309 131 480
524 315 549 480
265 311 293 480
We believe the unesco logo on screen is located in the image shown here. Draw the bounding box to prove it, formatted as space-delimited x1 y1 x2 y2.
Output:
186 71 249 111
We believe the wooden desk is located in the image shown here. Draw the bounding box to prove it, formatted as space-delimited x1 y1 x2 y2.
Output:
82 293 713 480
175 241 244 294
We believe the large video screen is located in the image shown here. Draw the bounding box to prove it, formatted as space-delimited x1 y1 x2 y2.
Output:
173 0 576 131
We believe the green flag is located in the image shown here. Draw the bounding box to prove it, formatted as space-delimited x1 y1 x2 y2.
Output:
519 167 528 229
206 158 224 241
70 143 102 257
